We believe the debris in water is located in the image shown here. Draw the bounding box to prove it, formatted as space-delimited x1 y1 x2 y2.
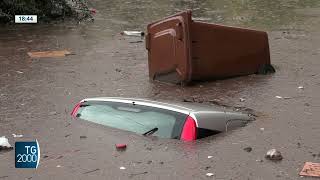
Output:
298 86 304 89
243 147 252 152
83 168 100 174
49 111 57 116
129 171 148 178
115 68 122 72
207 156 213 159
119 166 126 170
120 31 145 37
129 40 143 43
0 136 13 151
239 98 246 102
275 96 291 99
27 50 72 58
206 173 214 177
12 134 23 138
89 8 97 15
299 162 320 177
265 149 283 161
115 144 127 151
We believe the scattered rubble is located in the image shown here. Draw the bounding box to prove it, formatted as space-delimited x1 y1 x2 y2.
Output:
265 149 283 161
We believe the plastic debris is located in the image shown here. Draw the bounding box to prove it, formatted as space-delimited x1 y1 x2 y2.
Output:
115 144 127 151
89 8 97 15
260 128 265 131
275 96 291 99
239 98 246 102
298 86 304 89
265 149 283 161
16 71 23 74
300 162 320 177
12 134 23 138
27 50 72 58
243 147 252 152
207 156 213 159
56 165 62 168
80 135 87 139
120 31 145 37
119 166 126 170
83 168 100 174
0 136 13 150
206 173 214 177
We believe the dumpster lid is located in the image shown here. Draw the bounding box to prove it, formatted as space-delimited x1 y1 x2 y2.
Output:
146 11 192 84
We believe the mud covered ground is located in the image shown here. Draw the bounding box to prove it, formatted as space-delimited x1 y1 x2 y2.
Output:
1 0 320 179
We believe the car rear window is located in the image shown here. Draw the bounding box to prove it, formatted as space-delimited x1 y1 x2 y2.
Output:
75 101 188 139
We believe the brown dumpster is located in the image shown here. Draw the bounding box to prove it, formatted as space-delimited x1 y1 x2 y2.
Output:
146 10 274 84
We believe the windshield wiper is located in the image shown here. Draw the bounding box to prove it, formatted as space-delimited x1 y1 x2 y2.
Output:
142 127 158 136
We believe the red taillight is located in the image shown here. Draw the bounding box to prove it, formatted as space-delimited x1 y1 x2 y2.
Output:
71 102 82 117
181 116 197 141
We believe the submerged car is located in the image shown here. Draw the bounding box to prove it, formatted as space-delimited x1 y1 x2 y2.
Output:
71 97 254 141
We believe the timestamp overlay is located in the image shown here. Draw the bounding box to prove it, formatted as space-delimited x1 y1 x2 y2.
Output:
15 15 37 23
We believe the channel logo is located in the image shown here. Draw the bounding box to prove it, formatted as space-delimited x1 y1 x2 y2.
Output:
15 140 40 168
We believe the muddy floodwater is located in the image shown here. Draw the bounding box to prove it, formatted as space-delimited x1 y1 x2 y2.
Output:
1 0 320 179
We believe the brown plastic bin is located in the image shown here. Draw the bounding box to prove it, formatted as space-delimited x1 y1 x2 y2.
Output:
146 10 274 84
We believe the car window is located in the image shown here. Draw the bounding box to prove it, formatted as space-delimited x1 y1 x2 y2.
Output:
75 101 188 139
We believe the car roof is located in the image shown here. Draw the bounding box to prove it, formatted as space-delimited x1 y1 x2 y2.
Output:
82 97 227 115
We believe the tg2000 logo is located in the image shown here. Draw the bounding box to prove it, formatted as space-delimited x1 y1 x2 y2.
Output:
15 140 40 168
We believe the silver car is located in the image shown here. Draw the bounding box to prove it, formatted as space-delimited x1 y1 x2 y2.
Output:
71 97 254 141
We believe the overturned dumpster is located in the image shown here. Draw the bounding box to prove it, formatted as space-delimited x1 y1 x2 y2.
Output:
146 11 274 84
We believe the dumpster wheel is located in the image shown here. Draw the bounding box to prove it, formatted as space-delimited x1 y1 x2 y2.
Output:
257 64 276 75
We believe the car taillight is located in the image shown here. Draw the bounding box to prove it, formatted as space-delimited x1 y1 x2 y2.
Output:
181 115 197 141
71 102 82 117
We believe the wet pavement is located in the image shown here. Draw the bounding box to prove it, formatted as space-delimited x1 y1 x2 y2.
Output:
1 0 320 179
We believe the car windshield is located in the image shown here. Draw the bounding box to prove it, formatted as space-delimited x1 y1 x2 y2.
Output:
75 101 188 138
